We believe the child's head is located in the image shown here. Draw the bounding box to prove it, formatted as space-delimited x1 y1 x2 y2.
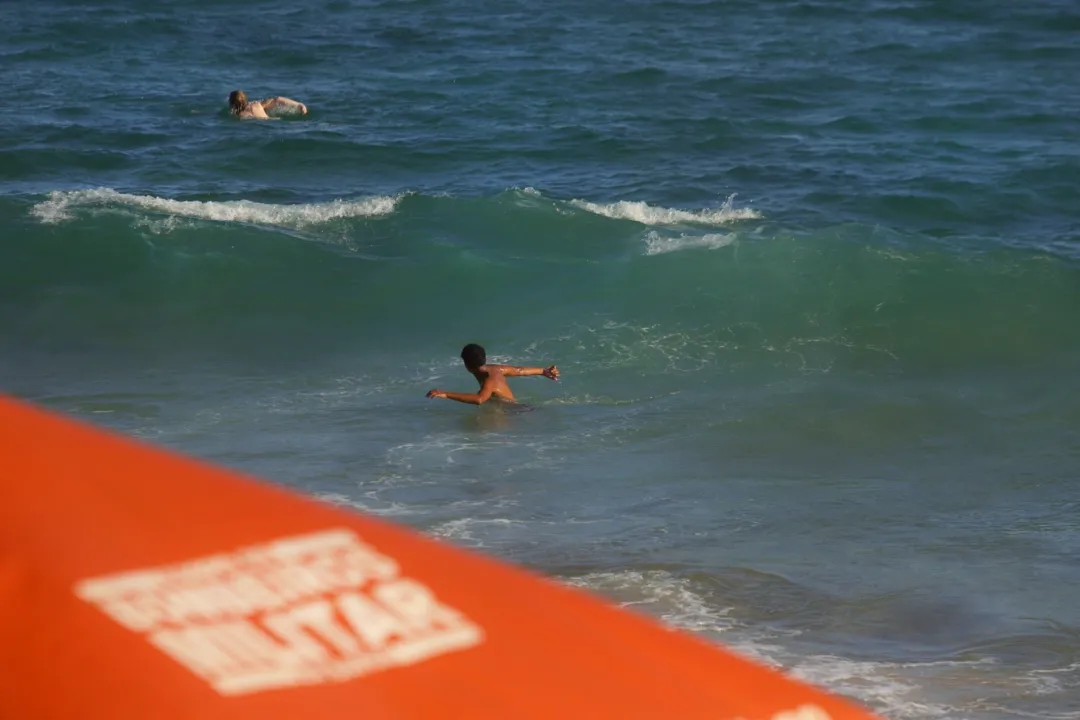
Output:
228 90 248 114
460 343 486 371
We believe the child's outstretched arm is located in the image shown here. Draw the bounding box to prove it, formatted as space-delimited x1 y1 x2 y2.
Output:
491 364 559 380
427 375 497 405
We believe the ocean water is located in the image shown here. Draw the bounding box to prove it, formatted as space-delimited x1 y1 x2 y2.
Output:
3 0 1080 717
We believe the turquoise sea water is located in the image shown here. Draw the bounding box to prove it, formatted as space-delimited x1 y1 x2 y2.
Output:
3 1 1079 717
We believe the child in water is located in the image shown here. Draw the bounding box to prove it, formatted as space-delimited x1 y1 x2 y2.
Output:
227 90 307 119
426 344 558 405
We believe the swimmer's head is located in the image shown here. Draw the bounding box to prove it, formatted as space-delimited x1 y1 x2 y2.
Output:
460 343 486 371
228 90 248 115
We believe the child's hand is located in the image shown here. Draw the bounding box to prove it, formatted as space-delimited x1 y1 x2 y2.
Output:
427 389 447 399
542 366 559 381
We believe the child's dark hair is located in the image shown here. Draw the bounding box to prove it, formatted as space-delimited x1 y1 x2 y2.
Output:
228 90 248 115
460 343 486 368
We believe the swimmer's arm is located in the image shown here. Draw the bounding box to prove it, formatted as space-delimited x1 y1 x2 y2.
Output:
261 96 308 115
492 364 559 381
427 375 496 405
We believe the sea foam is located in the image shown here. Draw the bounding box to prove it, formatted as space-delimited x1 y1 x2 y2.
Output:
571 194 761 226
31 188 401 227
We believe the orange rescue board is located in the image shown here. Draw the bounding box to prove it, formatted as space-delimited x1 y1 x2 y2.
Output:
0 395 881 720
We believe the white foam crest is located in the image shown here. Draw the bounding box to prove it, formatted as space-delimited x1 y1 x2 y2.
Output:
644 231 736 255
509 186 553 210
1012 660 1080 700
785 657 951 720
570 193 761 226
563 570 736 636
561 569 967 720
313 492 413 517
429 517 521 545
30 187 400 227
